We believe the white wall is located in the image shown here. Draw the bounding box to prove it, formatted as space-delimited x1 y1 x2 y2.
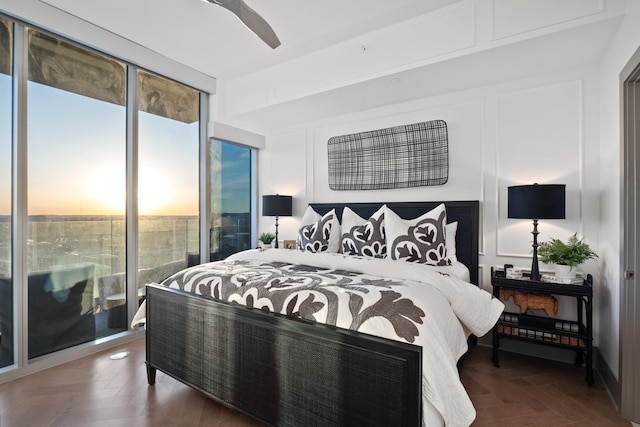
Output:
245 0 634 383
598 0 640 379
260 66 601 306
247 3 615 354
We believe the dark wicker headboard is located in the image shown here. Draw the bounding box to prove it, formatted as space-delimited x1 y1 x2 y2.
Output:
309 201 480 285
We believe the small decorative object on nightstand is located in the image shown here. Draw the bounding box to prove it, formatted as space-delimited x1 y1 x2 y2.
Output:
258 232 276 248
283 239 297 249
538 233 598 280
491 267 594 385
502 289 558 318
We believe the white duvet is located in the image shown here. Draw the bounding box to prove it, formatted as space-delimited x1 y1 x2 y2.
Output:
134 249 503 426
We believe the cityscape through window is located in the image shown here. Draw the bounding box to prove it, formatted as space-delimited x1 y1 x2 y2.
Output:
210 140 252 261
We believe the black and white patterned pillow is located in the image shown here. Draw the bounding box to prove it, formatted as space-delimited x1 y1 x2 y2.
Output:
385 204 450 266
297 211 334 253
341 206 386 258
298 206 341 253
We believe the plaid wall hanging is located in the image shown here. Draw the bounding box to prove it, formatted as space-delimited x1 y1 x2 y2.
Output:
327 120 448 190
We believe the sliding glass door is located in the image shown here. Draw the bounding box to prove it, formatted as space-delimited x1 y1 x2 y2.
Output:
27 30 127 356
137 70 200 285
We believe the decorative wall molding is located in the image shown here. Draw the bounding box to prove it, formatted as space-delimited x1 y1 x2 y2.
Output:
491 0 605 41
495 79 585 258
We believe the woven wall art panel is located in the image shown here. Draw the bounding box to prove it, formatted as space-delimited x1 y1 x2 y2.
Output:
327 120 448 191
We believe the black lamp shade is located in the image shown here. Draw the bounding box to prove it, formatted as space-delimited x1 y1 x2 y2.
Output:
508 184 566 220
262 195 292 217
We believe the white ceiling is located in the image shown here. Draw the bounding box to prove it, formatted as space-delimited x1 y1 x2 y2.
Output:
13 0 622 131
39 0 461 79
227 17 623 130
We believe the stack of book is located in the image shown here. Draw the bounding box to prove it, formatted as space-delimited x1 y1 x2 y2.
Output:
540 274 584 285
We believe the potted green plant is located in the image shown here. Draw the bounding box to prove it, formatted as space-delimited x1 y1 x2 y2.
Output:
538 233 598 279
258 232 276 248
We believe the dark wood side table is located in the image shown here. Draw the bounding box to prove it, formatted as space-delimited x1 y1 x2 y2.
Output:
491 268 594 385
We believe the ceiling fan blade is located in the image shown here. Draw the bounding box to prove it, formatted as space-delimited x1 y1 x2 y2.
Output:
210 0 281 49
237 0 281 49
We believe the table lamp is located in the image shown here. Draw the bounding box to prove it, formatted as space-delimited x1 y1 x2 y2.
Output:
262 195 292 248
508 183 566 281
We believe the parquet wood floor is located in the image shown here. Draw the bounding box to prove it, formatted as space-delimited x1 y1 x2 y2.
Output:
462 345 631 427
0 338 631 426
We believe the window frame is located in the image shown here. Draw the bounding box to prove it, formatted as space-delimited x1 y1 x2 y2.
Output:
1 16 220 375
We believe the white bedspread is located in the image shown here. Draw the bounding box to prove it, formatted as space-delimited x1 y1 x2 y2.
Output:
134 249 503 427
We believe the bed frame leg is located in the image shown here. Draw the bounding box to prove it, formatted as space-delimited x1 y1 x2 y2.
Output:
146 362 156 385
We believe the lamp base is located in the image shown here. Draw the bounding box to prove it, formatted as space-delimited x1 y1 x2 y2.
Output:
530 219 540 281
274 216 279 249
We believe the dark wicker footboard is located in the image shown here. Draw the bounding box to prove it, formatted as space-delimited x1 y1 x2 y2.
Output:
146 284 422 427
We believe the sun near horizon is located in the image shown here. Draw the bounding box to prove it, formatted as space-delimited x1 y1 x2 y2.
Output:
0 162 198 217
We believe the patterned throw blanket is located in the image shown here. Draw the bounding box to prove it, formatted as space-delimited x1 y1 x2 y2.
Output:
145 249 504 427
163 259 429 343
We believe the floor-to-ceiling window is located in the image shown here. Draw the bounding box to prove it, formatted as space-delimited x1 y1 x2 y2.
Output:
210 140 252 261
137 70 200 284
26 30 127 356
0 13 251 370
0 17 13 368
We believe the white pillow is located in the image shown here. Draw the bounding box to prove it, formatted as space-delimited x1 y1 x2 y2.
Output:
341 206 386 258
384 203 450 266
300 205 320 227
298 206 341 253
446 221 458 262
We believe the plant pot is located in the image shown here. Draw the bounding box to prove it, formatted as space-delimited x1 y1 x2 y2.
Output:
554 264 576 280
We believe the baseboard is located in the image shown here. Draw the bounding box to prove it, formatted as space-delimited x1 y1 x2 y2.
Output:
595 348 622 411
477 334 577 364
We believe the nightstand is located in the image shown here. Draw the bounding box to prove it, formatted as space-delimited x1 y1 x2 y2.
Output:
491 267 594 385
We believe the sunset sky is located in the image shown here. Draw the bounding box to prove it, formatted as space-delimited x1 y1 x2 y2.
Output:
1 77 200 216
0 73 8 215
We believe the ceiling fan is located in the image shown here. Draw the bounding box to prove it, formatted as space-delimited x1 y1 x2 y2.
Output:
206 0 281 49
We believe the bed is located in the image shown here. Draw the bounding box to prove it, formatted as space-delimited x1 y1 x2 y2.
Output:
138 201 503 427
